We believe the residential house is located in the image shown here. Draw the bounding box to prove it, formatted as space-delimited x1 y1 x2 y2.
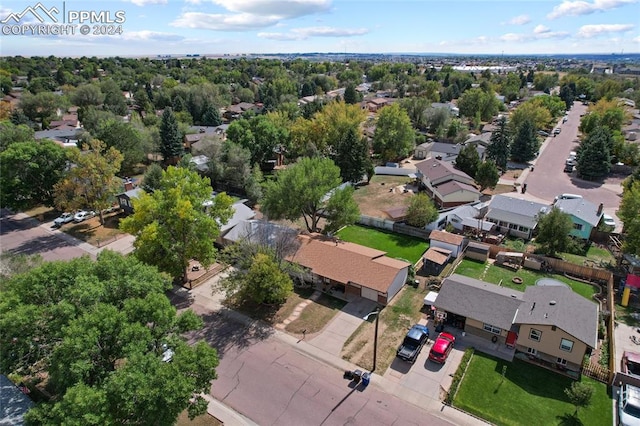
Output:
431 102 459 117
216 201 256 241
554 198 604 239
287 234 411 305
366 97 391 112
1 374 34 425
221 219 298 247
222 102 262 121
116 186 144 215
484 195 549 239
415 158 481 208
434 274 598 376
189 155 210 174
429 229 467 257
184 125 229 150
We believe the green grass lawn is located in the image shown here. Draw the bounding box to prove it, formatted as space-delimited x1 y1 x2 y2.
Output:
561 245 616 268
337 225 428 264
454 352 612 426
454 259 597 300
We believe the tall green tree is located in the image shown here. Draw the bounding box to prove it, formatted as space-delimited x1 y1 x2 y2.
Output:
159 107 183 165
261 157 346 233
576 126 612 181
372 103 415 162
486 116 510 170
343 84 358 105
94 119 145 173
454 143 480 178
618 181 640 255
334 126 370 183
1 251 218 424
201 104 223 126
405 193 438 228
535 208 573 257
120 166 233 283
0 140 67 210
0 121 35 151
510 118 538 163
475 160 500 191
141 163 163 193
53 139 123 224
323 185 361 234
72 84 105 108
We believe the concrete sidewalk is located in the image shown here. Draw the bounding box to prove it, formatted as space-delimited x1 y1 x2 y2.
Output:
187 276 489 426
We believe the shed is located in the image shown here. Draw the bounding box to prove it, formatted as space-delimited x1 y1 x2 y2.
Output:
421 247 452 275
495 251 524 270
465 241 490 262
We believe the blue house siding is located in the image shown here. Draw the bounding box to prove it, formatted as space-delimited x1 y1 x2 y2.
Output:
569 216 593 239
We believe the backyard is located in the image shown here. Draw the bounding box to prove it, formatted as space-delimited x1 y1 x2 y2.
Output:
454 352 612 426
337 225 428 264
454 258 598 300
351 175 414 218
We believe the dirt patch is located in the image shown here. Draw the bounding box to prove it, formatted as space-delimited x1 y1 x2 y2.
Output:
61 212 128 247
352 175 415 218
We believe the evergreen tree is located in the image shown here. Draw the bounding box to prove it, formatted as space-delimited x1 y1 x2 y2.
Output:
334 126 369 183
202 104 223 126
343 84 358 105
510 118 538 162
475 160 500 191
159 107 183 164
454 143 480 178
486 116 510 170
576 126 612 181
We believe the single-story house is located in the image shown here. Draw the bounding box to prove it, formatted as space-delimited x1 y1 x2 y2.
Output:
484 195 550 239
426 204 482 232
429 230 467 257
215 201 256 240
287 234 411 305
221 219 298 248
553 198 603 240
434 274 598 376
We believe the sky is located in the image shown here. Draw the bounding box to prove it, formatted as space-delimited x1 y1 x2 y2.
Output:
1 0 639 57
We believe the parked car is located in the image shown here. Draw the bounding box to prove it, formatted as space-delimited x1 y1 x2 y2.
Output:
622 351 640 378
554 193 583 202
73 210 96 223
396 324 429 363
53 212 74 227
603 214 616 228
618 384 640 426
553 128 561 136
428 332 456 363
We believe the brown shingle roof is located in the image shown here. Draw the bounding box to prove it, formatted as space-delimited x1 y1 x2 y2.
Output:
288 234 410 293
429 230 465 246
423 247 449 265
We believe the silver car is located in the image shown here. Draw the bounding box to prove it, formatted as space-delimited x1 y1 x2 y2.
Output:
73 210 96 223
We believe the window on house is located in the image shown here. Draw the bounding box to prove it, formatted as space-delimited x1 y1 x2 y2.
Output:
573 223 583 231
509 223 518 230
527 347 537 355
560 338 574 352
518 226 529 232
556 357 567 365
529 329 542 342
483 323 501 334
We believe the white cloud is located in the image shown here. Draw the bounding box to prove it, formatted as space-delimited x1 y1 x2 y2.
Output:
634 35 640 42
534 25 550 34
172 0 331 31
121 30 185 42
126 0 168 6
258 25 368 40
171 12 280 30
578 23 635 37
508 15 531 25
547 0 637 19
500 33 525 42
535 30 570 39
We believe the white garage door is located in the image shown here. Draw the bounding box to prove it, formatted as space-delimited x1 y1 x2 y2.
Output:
361 287 378 302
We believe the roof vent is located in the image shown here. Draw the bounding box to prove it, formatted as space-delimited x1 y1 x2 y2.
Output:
549 300 557 305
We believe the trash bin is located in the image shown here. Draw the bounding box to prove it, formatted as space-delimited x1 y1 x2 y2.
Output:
361 372 370 387
352 369 362 384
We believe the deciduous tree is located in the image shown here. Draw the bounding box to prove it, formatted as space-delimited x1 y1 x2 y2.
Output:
323 185 360 234
120 166 233 283
373 103 415 162
261 157 344 233
564 381 594 415
535 208 573 257
618 181 640 255
405 193 438 228
53 139 123 224
0 140 67 210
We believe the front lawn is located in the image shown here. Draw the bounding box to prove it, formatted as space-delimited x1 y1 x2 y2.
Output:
454 352 612 426
454 259 598 300
337 225 428 264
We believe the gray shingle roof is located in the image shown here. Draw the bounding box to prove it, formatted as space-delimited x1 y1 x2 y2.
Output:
554 198 602 227
486 195 549 229
515 286 599 348
1 374 33 425
434 274 524 330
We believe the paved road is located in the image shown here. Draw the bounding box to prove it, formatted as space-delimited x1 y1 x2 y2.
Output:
0 209 90 261
523 102 623 211
185 307 455 426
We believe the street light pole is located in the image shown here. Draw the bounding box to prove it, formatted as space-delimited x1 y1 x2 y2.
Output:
363 307 380 372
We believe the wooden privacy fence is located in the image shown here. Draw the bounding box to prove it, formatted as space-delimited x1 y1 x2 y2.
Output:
582 360 610 383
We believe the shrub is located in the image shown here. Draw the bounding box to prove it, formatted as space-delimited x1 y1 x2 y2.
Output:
446 347 475 404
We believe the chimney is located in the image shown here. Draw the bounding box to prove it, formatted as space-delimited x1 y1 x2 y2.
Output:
597 203 604 215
